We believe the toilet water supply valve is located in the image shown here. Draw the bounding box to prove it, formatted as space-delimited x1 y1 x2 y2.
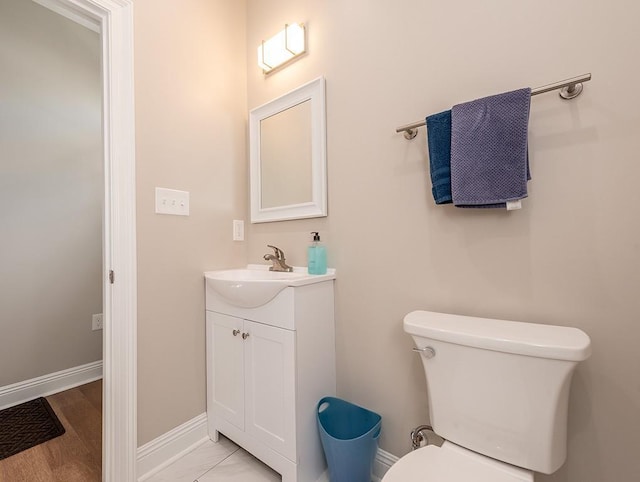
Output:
411 425 435 450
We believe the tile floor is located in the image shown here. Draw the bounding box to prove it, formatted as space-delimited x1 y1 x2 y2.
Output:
145 435 281 482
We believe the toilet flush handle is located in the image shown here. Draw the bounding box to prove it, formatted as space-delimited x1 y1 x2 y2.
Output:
412 346 436 359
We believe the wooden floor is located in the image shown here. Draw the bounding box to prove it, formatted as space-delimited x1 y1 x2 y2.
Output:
0 381 102 482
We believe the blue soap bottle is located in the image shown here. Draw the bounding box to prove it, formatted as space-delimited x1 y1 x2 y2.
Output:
307 231 327 275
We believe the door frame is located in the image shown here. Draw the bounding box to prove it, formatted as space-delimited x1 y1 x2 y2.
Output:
34 0 138 480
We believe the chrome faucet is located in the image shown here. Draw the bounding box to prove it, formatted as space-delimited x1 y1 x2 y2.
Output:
263 245 293 272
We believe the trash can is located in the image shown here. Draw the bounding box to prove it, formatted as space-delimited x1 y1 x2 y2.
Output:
317 397 382 482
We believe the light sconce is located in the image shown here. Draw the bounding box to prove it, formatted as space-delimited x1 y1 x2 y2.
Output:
257 23 306 74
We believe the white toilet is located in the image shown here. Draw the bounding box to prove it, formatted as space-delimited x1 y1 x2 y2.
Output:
383 310 591 482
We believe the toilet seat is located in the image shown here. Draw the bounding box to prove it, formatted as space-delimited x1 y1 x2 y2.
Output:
382 442 534 482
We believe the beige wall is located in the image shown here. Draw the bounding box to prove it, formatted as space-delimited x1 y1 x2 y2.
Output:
134 0 247 445
0 0 102 386
246 1 640 481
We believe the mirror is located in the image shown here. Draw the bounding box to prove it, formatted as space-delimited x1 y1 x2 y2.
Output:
250 77 326 223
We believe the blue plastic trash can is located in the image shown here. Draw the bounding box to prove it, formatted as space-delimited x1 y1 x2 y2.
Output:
317 397 382 482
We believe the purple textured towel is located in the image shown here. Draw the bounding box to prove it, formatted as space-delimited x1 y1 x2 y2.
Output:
450 88 531 208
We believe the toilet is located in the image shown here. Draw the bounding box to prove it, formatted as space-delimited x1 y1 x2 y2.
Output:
383 310 591 481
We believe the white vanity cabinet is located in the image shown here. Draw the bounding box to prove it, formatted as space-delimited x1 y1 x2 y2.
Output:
205 270 336 482
207 312 296 459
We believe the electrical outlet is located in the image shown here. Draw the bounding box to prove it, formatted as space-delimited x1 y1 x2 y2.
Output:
92 313 103 331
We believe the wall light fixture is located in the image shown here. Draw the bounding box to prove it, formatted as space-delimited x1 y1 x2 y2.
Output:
257 23 306 74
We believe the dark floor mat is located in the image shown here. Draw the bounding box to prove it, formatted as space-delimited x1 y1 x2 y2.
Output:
0 397 66 460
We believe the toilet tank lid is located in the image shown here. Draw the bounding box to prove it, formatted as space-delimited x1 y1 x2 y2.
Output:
404 311 591 361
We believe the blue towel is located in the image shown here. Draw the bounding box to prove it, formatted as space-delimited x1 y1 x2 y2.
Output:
426 111 453 204
450 88 531 208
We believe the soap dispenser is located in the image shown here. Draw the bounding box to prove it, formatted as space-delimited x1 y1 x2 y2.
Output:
307 232 327 275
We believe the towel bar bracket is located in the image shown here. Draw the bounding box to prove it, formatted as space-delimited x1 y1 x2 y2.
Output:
404 129 418 140
559 82 584 100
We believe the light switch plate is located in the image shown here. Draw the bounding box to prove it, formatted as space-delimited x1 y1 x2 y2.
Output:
233 219 244 241
155 187 190 216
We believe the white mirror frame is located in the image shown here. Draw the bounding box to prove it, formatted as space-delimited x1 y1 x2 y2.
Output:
250 76 327 223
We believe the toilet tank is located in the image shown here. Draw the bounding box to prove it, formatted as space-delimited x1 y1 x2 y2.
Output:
404 311 591 474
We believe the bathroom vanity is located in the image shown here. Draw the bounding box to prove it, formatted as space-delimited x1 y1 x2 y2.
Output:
204 265 336 482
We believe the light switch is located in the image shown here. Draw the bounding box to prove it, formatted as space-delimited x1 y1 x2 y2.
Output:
155 187 190 216
233 220 244 241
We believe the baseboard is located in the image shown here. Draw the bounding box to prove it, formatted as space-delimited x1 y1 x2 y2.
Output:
137 412 209 481
307 447 398 482
134 412 397 482
0 360 103 410
373 447 399 481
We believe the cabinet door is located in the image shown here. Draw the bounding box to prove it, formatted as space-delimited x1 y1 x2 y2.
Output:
207 311 244 430
244 320 296 461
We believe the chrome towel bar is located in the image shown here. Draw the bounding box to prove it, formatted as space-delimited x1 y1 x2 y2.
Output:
396 73 592 139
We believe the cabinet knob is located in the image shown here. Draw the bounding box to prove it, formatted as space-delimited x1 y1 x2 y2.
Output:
242 332 250 340
232 329 241 336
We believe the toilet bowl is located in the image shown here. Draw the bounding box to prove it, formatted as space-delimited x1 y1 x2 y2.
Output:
383 441 533 482
382 310 591 481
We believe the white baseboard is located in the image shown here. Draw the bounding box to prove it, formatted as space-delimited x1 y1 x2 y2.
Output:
373 447 399 481
137 413 209 481
134 412 398 482
315 448 397 481
0 360 103 410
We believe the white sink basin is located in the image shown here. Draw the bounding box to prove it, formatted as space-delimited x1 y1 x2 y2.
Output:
205 264 336 308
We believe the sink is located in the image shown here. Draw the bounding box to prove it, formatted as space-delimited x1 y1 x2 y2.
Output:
205 264 336 308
